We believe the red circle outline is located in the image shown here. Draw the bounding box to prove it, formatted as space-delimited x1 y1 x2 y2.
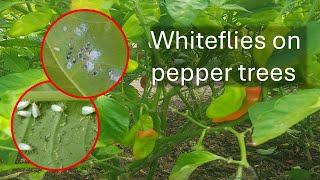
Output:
10 81 101 172
40 9 130 99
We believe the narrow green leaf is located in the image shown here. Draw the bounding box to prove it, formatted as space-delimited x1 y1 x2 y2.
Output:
169 150 223 180
220 4 251 12
249 89 320 146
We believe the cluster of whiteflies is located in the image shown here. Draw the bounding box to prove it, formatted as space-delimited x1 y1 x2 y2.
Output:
53 23 122 82
16 100 96 151
16 100 95 119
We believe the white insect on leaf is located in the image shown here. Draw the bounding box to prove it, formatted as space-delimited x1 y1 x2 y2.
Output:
108 68 121 82
17 100 30 110
18 143 32 151
74 23 88 36
17 111 31 118
88 50 101 61
53 47 60 52
31 103 40 118
63 26 68 32
51 104 64 112
82 106 95 115
66 61 73 70
85 61 95 72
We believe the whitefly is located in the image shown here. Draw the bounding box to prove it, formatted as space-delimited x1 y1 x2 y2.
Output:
51 104 64 112
17 111 32 118
31 103 40 118
84 61 95 72
108 68 121 82
17 100 30 110
82 106 95 115
18 143 32 151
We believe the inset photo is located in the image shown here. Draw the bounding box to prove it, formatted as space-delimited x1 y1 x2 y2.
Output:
11 82 100 171
41 9 129 98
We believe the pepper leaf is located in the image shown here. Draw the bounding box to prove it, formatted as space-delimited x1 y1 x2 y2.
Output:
9 9 54 37
95 96 130 144
166 0 209 25
249 89 320 146
169 150 223 180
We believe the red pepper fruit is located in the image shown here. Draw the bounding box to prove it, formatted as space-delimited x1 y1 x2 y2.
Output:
212 87 262 123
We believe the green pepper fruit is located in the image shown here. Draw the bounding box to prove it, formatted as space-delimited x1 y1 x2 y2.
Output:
206 85 246 119
133 129 158 160
127 59 139 73
122 114 153 146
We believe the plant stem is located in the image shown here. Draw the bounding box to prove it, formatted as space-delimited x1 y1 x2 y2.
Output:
171 108 209 129
195 128 207 150
224 127 250 179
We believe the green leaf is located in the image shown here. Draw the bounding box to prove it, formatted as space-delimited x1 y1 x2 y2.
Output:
220 4 251 12
286 168 312 180
9 9 54 37
249 89 320 146
256 147 276 155
13 98 97 168
305 22 320 87
123 0 160 38
0 116 10 136
252 17 291 67
0 1 24 13
0 70 45 119
169 150 223 180
43 12 127 97
28 171 46 179
95 96 130 144
206 85 246 118
3 52 29 73
94 145 123 158
0 39 40 47
0 139 18 164
231 0 275 11
0 164 33 172
238 7 280 28
166 0 209 25
71 0 115 13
